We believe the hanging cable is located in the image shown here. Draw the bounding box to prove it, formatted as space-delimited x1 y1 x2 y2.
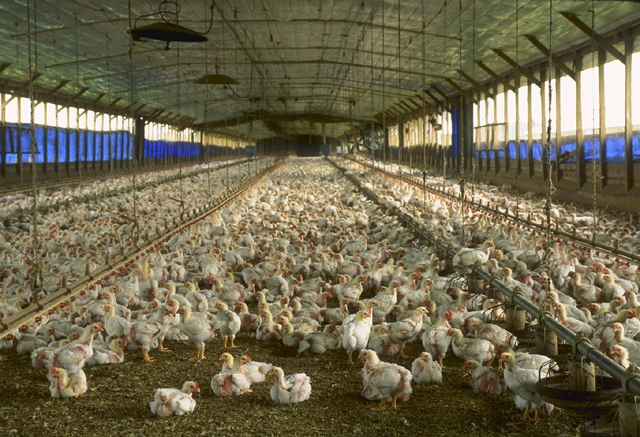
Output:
471 0 476 186
127 0 140 243
543 0 556 289
590 1 599 243
382 0 386 172
458 0 464 179
26 0 43 291
442 0 447 182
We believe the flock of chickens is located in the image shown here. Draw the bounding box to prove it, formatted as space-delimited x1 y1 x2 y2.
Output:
1 156 640 424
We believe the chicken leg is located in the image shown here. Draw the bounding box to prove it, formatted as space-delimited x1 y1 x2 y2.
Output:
391 395 399 410
438 355 444 369
157 340 171 353
229 338 239 348
141 348 155 363
377 399 388 410
347 351 354 365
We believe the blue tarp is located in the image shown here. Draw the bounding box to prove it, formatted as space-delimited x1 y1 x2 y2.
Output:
2 123 137 164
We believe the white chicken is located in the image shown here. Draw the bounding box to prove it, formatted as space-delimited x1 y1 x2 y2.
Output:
452 241 494 267
342 310 373 364
298 324 342 355
178 306 214 361
150 381 200 417
500 352 551 423
447 328 495 368
359 349 412 410
387 307 429 357
239 354 273 384
269 366 311 404
49 367 87 399
211 353 252 396
411 352 442 384
463 359 504 395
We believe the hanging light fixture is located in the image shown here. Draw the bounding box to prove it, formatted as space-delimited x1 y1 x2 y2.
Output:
128 0 213 50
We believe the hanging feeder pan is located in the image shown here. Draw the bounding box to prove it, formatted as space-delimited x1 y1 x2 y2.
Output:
128 22 208 43
193 74 239 85
536 374 620 413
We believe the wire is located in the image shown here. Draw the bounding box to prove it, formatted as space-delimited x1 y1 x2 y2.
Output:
26 0 43 290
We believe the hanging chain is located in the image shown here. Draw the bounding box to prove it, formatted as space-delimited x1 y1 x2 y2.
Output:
458 0 466 247
128 0 140 243
471 0 476 186
543 0 555 288
590 2 599 242
26 0 43 291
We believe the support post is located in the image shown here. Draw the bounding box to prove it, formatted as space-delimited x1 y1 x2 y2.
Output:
599 48 607 189
576 56 585 189
625 38 633 191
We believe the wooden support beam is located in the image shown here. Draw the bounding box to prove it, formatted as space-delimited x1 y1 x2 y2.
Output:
424 90 446 111
527 80 534 178
430 84 458 108
134 103 147 113
598 48 607 189
576 56 585 189
37 80 69 103
444 78 477 104
473 60 515 92
78 93 105 117
625 38 633 190
559 12 626 65
1 73 42 109
104 97 122 111
491 49 541 87
555 67 562 184
455 69 494 99
0 63 12 75
523 35 576 81
57 87 89 112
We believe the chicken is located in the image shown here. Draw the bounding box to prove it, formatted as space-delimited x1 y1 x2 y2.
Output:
610 344 635 368
49 367 87 399
411 352 442 384
269 366 311 404
342 310 373 364
214 301 241 349
387 307 429 357
452 241 494 267
178 306 214 360
125 304 179 362
422 309 453 368
447 328 495 368
87 337 126 366
500 352 550 423
367 323 401 357
281 322 306 348
553 302 594 337
493 342 555 374
211 353 252 396
463 359 504 395
150 381 200 417
235 302 260 332
467 317 517 346
239 354 273 384
50 323 103 372
591 309 637 353
359 349 412 410
256 308 282 341
298 324 342 355
319 297 350 324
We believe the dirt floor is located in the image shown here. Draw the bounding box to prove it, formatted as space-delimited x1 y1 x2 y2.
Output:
0 326 597 437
